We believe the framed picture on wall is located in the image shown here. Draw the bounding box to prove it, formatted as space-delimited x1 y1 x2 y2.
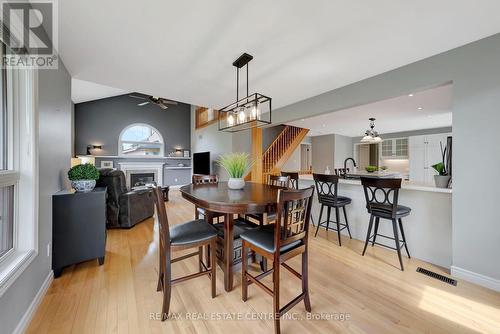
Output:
183 150 190 158
100 160 114 168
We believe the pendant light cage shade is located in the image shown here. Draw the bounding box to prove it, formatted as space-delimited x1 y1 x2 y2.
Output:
218 53 272 132
218 93 272 132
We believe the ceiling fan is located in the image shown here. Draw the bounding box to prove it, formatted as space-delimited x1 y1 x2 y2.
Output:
129 94 178 110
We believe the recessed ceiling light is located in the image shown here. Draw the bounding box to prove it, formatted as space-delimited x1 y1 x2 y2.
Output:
322 124 326 127
417 107 424 110
408 93 414 97
301 119 305 121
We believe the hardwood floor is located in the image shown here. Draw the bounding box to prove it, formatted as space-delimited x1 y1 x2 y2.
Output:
28 190 500 334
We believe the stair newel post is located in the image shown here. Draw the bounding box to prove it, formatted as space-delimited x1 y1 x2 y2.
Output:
251 127 263 183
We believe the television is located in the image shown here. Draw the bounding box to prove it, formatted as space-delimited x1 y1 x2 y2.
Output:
193 152 211 175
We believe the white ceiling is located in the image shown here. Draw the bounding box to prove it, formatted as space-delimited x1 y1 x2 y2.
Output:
60 1 500 109
287 84 452 137
71 79 128 103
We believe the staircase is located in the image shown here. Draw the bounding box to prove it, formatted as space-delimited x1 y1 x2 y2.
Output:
246 125 309 181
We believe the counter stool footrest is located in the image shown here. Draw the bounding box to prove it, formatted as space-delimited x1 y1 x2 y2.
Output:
368 234 407 252
317 220 349 233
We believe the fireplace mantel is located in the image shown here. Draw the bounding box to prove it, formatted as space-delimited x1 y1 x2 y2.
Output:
118 162 164 188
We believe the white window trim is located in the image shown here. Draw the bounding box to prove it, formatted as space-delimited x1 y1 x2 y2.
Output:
0 68 38 298
118 123 164 157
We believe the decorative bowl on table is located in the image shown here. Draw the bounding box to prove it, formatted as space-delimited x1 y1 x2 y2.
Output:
365 166 378 173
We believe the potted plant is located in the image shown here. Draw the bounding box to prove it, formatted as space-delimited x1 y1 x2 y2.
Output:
431 141 451 188
68 163 100 192
217 153 253 190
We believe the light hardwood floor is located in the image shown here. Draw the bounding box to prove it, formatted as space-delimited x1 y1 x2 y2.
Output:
27 190 500 334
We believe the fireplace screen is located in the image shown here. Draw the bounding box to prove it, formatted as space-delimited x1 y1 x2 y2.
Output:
130 173 155 187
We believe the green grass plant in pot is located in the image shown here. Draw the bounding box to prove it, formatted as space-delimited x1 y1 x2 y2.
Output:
68 163 100 192
217 153 253 190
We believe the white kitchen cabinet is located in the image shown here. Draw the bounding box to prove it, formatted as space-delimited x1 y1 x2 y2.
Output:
409 133 451 184
381 137 408 158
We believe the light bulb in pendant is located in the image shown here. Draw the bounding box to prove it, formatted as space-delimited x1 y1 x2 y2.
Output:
251 106 259 119
227 113 235 126
238 109 246 123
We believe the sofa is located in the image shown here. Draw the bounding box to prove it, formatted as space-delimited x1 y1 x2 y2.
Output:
96 169 155 228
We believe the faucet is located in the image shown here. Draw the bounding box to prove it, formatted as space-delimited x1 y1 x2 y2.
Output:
343 157 357 176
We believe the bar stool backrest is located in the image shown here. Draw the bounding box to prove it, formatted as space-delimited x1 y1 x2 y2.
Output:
192 174 218 185
334 168 349 177
275 186 315 251
313 173 340 206
267 174 290 188
281 172 299 189
360 177 402 218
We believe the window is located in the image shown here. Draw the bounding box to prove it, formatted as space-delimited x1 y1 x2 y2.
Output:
0 40 38 296
119 124 164 156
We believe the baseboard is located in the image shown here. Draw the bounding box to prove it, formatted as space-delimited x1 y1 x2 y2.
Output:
451 266 500 292
13 270 53 334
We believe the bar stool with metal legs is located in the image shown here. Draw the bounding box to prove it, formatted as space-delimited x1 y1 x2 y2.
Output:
312 173 352 246
281 171 316 226
360 177 411 271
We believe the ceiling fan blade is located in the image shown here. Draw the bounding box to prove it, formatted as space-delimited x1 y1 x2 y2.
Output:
137 101 150 106
159 104 169 110
161 99 178 105
129 94 147 100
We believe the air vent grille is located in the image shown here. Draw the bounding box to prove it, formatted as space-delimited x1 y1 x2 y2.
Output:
417 267 457 286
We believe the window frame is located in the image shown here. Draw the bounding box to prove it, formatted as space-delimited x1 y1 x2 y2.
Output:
0 63 38 297
118 123 164 157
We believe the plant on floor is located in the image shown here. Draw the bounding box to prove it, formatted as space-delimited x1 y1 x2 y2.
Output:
68 163 100 192
68 163 100 180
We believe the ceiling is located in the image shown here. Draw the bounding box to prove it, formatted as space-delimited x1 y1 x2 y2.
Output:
287 84 452 137
71 79 128 103
60 1 500 109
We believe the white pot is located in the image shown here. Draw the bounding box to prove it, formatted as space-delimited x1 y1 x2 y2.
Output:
434 175 451 188
71 179 96 192
227 178 245 190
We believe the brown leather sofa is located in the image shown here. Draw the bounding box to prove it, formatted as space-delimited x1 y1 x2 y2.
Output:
97 169 154 228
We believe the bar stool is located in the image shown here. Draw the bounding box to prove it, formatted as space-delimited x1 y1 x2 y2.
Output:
360 177 411 271
281 171 316 226
313 173 352 246
192 174 224 223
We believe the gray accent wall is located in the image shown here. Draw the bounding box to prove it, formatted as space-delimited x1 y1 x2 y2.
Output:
0 65 73 333
75 94 191 156
272 33 500 285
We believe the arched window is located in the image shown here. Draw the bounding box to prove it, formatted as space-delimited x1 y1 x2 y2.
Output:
119 124 164 156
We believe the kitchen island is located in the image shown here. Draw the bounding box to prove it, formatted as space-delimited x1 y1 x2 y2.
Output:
300 174 452 268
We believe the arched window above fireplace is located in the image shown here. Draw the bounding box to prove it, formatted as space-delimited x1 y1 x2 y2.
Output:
119 123 164 156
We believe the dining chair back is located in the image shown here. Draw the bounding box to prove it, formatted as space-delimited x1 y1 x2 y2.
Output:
281 171 299 189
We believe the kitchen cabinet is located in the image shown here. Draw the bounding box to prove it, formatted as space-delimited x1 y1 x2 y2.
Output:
381 137 408 158
409 133 451 184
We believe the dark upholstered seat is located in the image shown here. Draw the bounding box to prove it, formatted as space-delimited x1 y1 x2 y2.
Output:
370 204 411 219
212 218 259 239
319 195 352 207
169 219 218 246
241 225 303 254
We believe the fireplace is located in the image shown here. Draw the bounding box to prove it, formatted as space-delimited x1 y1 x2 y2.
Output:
130 172 155 187
118 162 164 188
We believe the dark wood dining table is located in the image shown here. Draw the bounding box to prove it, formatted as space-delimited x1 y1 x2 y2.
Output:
180 181 280 292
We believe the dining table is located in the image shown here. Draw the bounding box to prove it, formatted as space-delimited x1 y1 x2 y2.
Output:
180 181 280 292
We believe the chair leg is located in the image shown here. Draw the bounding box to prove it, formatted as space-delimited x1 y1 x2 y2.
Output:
314 205 324 237
342 206 352 239
195 207 199 220
392 219 404 271
273 257 281 334
210 240 216 298
335 206 341 246
198 246 203 272
398 218 411 258
205 243 211 267
242 241 248 302
326 206 332 232
372 217 380 246
302 250 312 312
161 256 172 321
362 215 374 256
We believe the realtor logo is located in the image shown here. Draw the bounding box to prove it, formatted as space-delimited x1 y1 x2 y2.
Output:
1 0 58 68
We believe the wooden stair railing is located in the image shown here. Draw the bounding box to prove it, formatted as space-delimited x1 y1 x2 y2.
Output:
245 125 309 182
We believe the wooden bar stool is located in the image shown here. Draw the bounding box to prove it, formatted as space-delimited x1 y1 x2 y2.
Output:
312 173 352 246
360 177 411 271
192 174 224 223
240 186 315 334
152 186 217 321
281 171 316 227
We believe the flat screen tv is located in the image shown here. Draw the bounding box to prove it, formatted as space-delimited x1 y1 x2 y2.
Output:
193 152 211 175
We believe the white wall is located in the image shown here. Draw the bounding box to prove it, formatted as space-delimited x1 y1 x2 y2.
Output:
190 106 233 180
333 134 353 168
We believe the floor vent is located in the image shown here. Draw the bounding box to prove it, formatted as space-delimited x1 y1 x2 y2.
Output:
416 267 457 286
